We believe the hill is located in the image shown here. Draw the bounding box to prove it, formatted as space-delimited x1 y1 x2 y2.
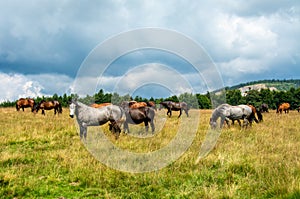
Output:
226 79 300 96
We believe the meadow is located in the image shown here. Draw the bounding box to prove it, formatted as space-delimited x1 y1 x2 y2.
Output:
0 107 299 198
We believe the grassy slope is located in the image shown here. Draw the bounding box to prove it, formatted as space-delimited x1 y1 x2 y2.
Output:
0 108 299 198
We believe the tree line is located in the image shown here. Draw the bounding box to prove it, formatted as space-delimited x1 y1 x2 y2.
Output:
1 87 300 110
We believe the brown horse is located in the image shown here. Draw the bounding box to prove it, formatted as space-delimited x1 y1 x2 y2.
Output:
248 105 263 123
16 98 35 112
33 100 62 115
90 102 112 108
129 101 147 109
277 103 290 114
120 101 155 134
146 101 157 111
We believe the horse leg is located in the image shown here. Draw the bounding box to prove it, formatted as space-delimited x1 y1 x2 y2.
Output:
178 109 182 118
144 121 149 134
225 118 230 128
220 117 226 128
237 119 242 127
242 118 250 129
79 125 87 139
42 109 45 115
167 109 171 117
185 109 189 117
150 120 155 134
123 122 129 134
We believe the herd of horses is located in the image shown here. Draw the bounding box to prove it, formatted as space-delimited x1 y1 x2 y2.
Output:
16 98 62 115
15 98 298 139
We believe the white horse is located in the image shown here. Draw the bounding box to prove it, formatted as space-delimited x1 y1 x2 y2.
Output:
210 104 253 129
69 100 125 139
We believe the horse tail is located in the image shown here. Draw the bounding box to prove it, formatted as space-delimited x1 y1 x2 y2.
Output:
16 102 19 111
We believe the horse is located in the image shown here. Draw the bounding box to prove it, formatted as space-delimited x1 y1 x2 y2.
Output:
120 101 155 134
210 104 253 129
159 101 189 118
16 98 35 112
90 102 112 108
69 100 125 139
33 100 62 115
297 106 300 113
146 101 157 111
260 103 269 113
128 101 147 109
248 105 262 123
230 104 262 126
277 102 290 114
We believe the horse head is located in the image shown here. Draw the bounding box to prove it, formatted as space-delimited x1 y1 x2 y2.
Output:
69 100 77 118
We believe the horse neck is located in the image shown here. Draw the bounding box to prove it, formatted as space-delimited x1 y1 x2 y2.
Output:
211 109 220 122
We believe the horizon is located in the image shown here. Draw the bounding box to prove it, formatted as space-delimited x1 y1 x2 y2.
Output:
1 78 300 103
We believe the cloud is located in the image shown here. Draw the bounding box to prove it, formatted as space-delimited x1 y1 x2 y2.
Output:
0 0 299 100
0 72 73 102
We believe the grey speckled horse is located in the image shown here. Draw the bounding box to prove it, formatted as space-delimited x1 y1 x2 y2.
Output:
69 100 125 139
210 104 253 129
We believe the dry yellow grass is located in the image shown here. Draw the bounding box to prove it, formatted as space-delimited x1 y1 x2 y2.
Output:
0 107 299 198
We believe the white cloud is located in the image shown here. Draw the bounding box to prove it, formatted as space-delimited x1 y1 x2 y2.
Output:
0 72 73 102
0 0 299 96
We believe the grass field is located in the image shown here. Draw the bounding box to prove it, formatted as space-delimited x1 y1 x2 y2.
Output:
0 107 299 198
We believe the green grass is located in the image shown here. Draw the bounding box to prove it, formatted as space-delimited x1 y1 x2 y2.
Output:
0 108 299 198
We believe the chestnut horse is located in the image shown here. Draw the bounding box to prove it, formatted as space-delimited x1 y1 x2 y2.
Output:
90 102 112 108
16 98 35 112
277 102 290 114
128 101 147 109
33 100 62 115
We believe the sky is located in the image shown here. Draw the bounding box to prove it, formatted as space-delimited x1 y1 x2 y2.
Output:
0 0 300 102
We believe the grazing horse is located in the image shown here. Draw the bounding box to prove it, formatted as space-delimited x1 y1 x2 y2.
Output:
33 100 62 115
248 105 261 123
90 102 112 108
69 100 125 139
260 103 269 113
120 101 155 134
159 101 189 118
210 104 253 129
230 104 262 126
277 103 290 114
16 98 35 112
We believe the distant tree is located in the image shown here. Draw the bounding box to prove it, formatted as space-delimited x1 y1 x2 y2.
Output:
244 90 261 107
196 94 211 109
226 90 242 105
178 93 198 109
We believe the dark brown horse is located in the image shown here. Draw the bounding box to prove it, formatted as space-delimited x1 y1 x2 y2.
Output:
16 98 35 112
277 102 290 114
33 100 62 115
120 101 155 134
159 101 189 118
260 103 269 113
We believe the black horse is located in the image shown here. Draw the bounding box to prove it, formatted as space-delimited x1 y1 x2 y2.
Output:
260 103 269 113
159 101 189 118
120 101 155 134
